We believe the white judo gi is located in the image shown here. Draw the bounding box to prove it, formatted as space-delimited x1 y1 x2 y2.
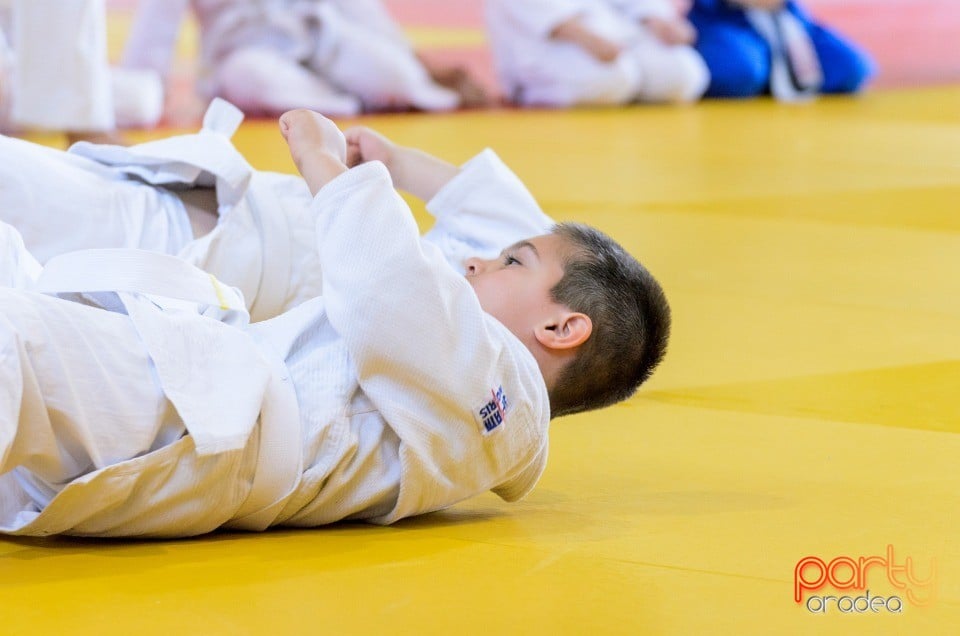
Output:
123 0 457 115
485 0 709 106
0 99 553 322
0 0 113 132
0 157 552 538
0 0 163 132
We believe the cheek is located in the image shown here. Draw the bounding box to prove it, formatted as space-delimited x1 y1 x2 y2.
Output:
469 275 514 320
466 276 489 304
471 278 504 310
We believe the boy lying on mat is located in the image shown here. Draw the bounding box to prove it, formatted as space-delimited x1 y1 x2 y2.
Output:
0 110 669 537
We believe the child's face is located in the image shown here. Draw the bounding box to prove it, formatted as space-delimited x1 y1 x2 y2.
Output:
464 233 569 339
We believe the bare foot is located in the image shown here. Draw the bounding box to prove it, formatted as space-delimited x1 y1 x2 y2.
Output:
428 65 492 109
279 109 348 195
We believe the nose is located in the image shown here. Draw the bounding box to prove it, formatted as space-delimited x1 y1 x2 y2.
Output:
464 256 483 276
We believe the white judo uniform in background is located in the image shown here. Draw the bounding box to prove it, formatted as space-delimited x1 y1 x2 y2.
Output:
0 0 162 132
0 0 113 132
123 0 458 115
485 0 709 106
0 155 552 537
0 99 552 321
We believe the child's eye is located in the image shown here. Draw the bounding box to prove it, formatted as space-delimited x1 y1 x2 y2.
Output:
503 255 521 266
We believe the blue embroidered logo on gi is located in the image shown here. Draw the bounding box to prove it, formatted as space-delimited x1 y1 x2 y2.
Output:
477 385 508 434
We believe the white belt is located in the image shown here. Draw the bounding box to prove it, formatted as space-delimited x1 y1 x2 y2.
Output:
36 248 246 315
227 329 302 530
36 248 302 531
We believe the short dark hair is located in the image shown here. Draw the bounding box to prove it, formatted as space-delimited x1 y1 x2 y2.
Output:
547 223 671 418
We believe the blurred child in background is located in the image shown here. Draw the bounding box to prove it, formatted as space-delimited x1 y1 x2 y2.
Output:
0 0 162 141
688 0 873 100
484 0 709 107
123 0 489 116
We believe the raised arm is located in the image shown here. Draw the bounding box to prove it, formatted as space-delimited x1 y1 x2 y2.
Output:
281 111 550 520
343 125 553 267
344 126 457 201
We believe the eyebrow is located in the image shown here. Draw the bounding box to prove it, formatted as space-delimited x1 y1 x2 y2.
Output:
512 240 540 261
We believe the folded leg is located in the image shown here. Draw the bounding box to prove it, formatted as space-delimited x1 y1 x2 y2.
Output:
214 46 361 116
690 10 770 98
805 21 873 94
311 4 459 112
628 37 710 103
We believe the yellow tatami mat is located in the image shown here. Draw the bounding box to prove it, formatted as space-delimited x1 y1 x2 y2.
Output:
3 87 959 634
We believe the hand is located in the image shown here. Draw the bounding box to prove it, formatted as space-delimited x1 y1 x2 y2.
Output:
279 109 348 195
551 18 623 63
584 35 623 63
643 16 697 46
344 126 459 201
345 126 465 203
344 126 397 170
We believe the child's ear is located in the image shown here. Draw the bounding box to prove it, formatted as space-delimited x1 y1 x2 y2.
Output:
535 312 592 351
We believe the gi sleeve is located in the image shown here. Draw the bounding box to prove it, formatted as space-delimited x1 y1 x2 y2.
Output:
487 0 589 38
422 149 555 271
606 0 679 21
312 162 550 522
